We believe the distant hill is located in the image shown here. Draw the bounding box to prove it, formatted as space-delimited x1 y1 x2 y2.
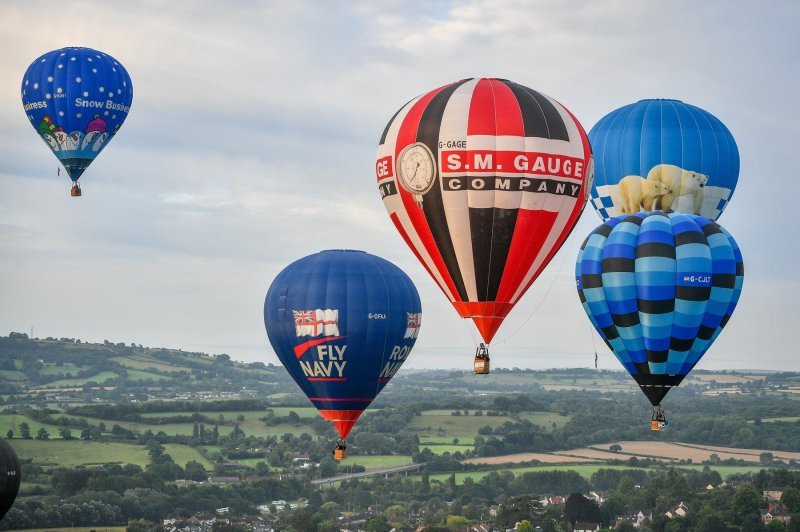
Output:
0 333 293 402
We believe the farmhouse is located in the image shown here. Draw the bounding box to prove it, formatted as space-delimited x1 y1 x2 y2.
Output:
761 504 791 525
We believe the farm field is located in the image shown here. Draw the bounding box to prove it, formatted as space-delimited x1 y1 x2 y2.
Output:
757 416 800 423
463 453 598 465
422 444 474 455
162 444 214 468
344 454 412 469
423 463 773 485
30 371 118 388
406 410 556 438
9 439 151 468
0 413 66 438
597 441 800 463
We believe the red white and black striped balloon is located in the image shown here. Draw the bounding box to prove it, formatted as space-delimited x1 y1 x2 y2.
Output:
376 78 593 343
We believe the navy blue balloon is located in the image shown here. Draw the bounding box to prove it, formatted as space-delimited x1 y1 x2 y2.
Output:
588 99 739 222
21 47 133 183
264 250 421 438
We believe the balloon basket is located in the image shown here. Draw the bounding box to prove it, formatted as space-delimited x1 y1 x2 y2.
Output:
474 358 490 374
70 184 82 197
474 343 490 374
650 406 668 431
333 449 347 460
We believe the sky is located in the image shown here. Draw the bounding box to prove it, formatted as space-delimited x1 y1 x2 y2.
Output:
1 1 798 372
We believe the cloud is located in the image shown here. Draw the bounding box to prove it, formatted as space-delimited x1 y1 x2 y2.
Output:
0 0 797 373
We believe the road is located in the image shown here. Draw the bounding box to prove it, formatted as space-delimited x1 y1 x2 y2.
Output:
311 462 425 485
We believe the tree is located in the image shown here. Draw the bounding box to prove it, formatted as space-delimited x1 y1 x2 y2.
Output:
564 493 601 527
5 430 12 439
421 468 430 494
365 515 391 532
781 487 800 513
446 515 471 529
733 485 764 525
19 422 31 439
59 427 73 440
497 495 545 528
516 521 535 532
35 427 49 440
760 452 774 465
609 444 622 452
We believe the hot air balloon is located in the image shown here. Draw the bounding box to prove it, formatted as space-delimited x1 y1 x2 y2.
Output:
264 250 421 458
575 211 744 430
588 99 739 222
21 47 133 196
376 78 592 373
0 438 21 521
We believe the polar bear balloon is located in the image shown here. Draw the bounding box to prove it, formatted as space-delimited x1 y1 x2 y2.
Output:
587 99 739 222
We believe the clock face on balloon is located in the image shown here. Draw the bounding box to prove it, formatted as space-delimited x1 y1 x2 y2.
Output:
397 142 436 195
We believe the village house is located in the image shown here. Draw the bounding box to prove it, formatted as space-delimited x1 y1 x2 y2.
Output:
665 502 689 519
614 510 653 528
587 491 609 505
763 490 784 502
761 504 791 525
489 504 500 517
573 521 600 531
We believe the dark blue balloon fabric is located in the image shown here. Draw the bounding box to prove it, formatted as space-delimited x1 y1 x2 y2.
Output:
21 47 133 182
588 99 739 222
264 250 421 437
576 212 743 405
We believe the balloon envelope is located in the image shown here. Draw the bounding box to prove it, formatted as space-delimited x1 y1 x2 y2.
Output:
21 47 133 182
376 78 592 343
576 212 744 405
264 250 421 438
0 438 20 521
588 99 739 222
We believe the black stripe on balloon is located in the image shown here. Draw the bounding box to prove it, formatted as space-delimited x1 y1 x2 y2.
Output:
719 314 731 329
580 273 603 289
601 257 634 273
638 298 675 314
577 289 586 304
633 362 650 375
646 349 669 364
636 242 676 259
701 222 723 237
736 262 744 276
697 324 716 340
580 235 590 250
674 230 707 247
622 214 645 226
676 286 711 302
602 326 619 340
417 79 471 302
612 311 639 328
712 273 737 289
379 103 407 146
669 337 695 352
471 207 518 301
594 223 614 238
499 80 569 141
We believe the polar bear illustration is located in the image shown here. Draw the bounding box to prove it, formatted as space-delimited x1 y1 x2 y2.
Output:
646 164 708 214
617 175 673 214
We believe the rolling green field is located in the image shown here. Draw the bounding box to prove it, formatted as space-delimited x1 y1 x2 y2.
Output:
343 454 412 469
406 410 518 437
162 444 214 468
758 416 800 423
31 371 118 388
0 413 66 439
421 444 473 455
8 439 151 467
110 354 188 373
421 463 773 485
